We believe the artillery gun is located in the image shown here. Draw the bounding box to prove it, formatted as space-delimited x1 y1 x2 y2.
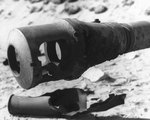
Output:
7 18 150 89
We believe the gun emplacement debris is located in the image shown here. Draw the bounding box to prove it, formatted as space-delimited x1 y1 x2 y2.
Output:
8 88 126 117
8 88 87 117
7 18 150 89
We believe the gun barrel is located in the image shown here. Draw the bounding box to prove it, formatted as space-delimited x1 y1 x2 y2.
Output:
76 20 150 65
8 95 60 117
7 19 150 89
129 21 150 50
8 88 87 117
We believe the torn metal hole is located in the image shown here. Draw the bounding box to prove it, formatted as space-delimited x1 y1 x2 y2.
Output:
49 88 81 113
42 88 88 115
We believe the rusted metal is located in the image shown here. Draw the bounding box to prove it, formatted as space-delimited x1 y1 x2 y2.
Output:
7 18 150 89
8 88 87 117
8 94 60 117
8 90 126 117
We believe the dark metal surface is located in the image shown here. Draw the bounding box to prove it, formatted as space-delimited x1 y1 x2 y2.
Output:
8 88 87 117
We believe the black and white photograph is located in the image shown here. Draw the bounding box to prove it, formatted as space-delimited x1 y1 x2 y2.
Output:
0 0 150 119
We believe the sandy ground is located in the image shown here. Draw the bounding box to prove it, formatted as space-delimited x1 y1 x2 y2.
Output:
1 0 150 119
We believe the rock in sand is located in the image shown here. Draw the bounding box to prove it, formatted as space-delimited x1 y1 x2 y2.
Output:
145 7 150 15
67 0 78 3
94 5 108 14
65 3 81 15
28 0 43 3
51 0 66 4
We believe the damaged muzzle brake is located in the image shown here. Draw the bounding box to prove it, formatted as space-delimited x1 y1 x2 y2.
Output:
7 18 150 89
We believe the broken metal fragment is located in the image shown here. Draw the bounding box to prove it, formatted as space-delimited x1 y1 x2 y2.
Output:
72 94 126 118
8 88 87 117
8 88 126 118
88 94 126 112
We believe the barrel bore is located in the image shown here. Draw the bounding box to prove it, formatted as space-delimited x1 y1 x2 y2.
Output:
7 45 20 76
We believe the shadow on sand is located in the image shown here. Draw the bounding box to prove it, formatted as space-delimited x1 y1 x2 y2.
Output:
67 114 150 120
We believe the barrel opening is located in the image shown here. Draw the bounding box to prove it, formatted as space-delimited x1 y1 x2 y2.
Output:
7 45 20 76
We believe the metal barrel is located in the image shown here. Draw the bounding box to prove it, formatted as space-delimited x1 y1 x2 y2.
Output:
8 95 60 117
71 19 150 66
128 21 150 51
7 19 84 89
8 88 87 117
7 18 150 89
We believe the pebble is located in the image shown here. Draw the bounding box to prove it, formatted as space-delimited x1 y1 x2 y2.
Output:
67 0 78 2
30 6 43 13
65 4 81 15
122 0 134 6
43 0 51 4
28 0 42 3
89 6 95 12
94 5 108 14
51 0 66 4
28 21 34 25
0 9 4 15
145 7 150 15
